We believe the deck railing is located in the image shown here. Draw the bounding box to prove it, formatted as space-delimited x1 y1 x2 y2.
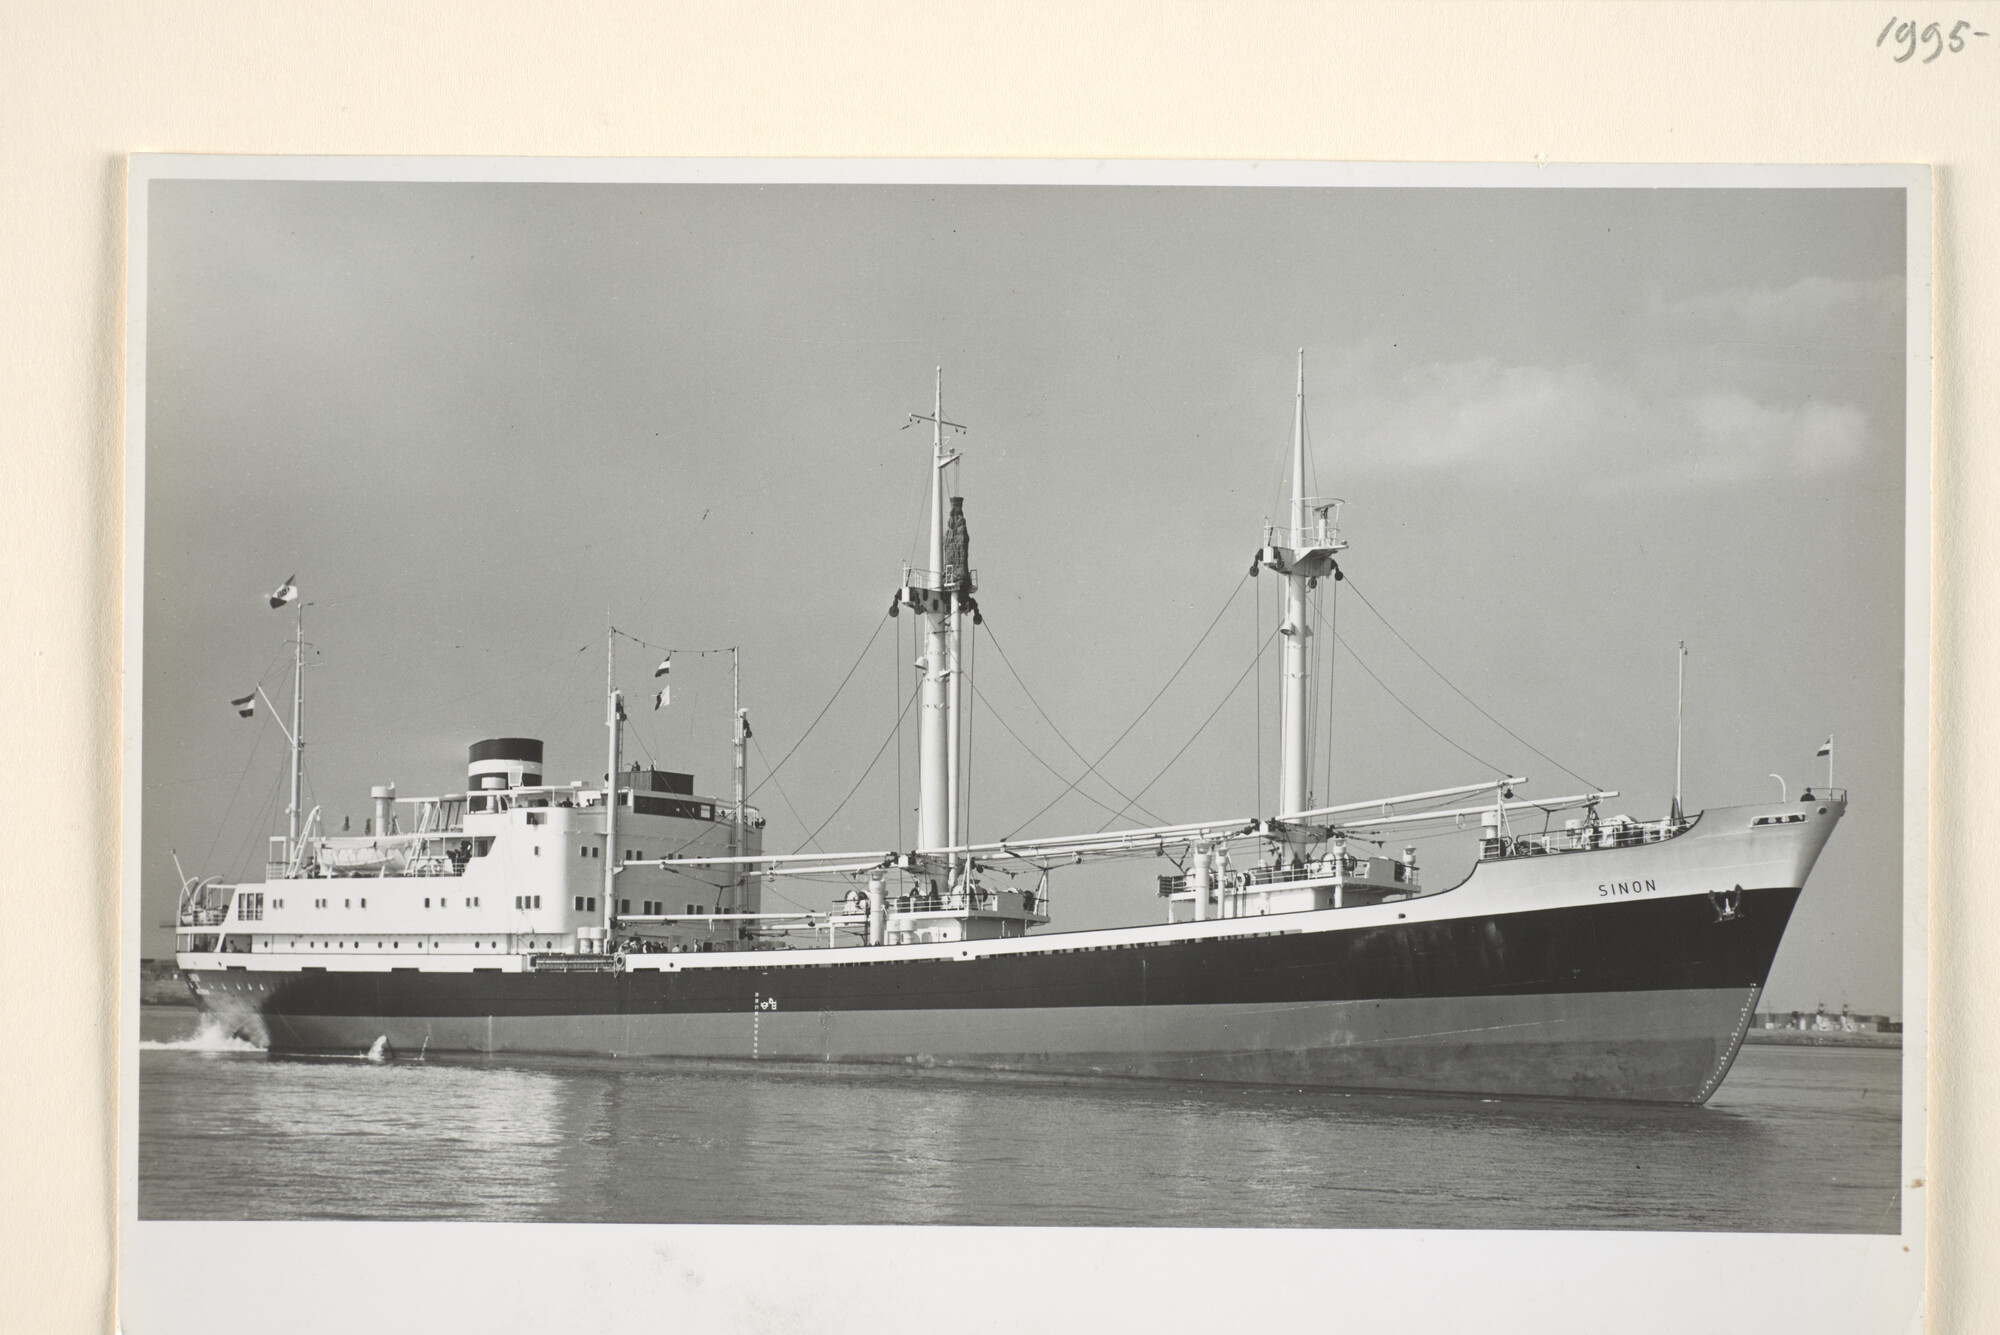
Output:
528 954 620 973
900 566 980 594
888 888 1044 917
1483 817 1691 860
1157 855 1397 897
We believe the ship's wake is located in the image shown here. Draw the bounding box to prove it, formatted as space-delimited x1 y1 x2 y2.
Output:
140 1013 266 1053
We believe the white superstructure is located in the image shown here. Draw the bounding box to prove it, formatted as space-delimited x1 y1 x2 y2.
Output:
176 741 763 971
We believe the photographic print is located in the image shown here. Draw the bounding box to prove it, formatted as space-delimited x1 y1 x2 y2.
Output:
121 162 1924 1258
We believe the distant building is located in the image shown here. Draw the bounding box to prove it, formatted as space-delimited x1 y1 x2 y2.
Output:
1753 1007 1899 1034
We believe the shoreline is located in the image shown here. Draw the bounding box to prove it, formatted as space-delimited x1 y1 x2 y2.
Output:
1741 1029 1901 1049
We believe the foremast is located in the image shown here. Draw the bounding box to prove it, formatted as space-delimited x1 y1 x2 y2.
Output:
900 369 977 885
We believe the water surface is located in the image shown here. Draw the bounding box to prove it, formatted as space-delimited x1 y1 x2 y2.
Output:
138 1008 1902 1231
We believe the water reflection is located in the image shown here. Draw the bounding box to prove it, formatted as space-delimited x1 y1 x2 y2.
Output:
138 1008 1899 1231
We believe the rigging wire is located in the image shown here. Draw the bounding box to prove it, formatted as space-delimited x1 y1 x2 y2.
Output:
963 610 975 844
1324 578 1339 809
199 716 270 878
1255 558 1264 814
743 613 890 800
628 721 658 768
310 542 603 613
525 642 599 738
1000 571 1250 840
790 686 920 853
1305 580 1319 809
969 679 1159 828
197 638 293 875
1338 574 1600 790
318 640 598 747
751 736 821 855
1333 629 1510 776
895 604 906 851
224 764 288 886
1111 624 1282 822
610 629 735 657
977 618 1167 828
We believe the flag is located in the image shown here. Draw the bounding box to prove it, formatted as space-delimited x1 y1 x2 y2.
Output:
614 696 628 723
268 576 299 609
654 657 671 678
1816 737 1832 758
232 692 256 718
653 685 669 711
738 708 752 740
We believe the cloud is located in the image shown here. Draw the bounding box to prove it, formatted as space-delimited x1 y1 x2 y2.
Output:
1314 275 1890 490
1648 275 1903 344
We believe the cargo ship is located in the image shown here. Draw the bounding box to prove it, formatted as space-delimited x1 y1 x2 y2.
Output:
172 358 1845 1103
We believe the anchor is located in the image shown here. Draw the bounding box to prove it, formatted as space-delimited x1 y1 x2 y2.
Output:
1708 884 1744 923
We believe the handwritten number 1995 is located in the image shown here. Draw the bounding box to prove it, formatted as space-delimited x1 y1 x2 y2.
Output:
1877 18 1988 62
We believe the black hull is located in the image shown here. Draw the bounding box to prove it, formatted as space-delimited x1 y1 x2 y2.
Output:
190 887 1800 1104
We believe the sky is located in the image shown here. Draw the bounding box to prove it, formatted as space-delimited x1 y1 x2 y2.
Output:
138 177 1909 1014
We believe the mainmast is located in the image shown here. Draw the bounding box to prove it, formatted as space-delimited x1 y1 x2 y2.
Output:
1280 352 1311 820
1255 350 1346 842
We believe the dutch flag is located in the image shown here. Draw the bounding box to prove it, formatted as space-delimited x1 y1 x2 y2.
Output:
1816 736 1832 758
232 692 256 718
654 657 671 678
268 576 299 609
